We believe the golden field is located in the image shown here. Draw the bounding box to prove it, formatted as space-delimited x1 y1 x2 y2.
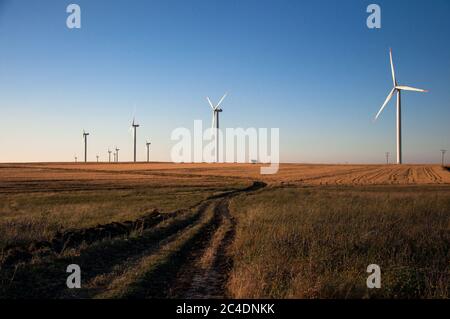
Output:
0 163 449 299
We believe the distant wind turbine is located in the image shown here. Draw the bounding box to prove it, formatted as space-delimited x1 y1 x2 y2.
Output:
146 141 151 163
115 147 120 163
130 118 140 163
108 149 112 163
374 49 427 164
82 130 90 163
206 93 227 163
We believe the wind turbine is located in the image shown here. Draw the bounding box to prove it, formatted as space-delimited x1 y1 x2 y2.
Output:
206 93 227 163
146 141 151 163
108 149 112 163
82 130 90 163
115 147 120 163
96 155 99 163
374 49 427 164
130 118 140 163
74 155 77 163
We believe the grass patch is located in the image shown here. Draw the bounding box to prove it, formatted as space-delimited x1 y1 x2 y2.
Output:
228 186 450 298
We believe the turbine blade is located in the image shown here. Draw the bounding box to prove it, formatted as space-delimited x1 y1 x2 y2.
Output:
211 112 216 129
206 97 214 110
395 85 428 93
215 92 227 109
389 48 397 86
375 88 396 121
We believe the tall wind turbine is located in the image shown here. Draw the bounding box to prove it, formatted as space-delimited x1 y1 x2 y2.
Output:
131 118 140 163
206 93 227 163
82 130 90 163
108 149 112 163
374 49 427 164
115 147 120 163
146 141 151 163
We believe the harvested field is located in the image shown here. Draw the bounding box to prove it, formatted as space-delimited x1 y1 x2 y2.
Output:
0 163 449 299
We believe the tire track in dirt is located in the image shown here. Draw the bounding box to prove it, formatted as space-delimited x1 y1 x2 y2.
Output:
167 182 266 298
170 198 235 298
0 205 206 299
103 181 267 299
0 181 266 299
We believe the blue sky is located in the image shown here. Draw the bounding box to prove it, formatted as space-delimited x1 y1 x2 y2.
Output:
0 0 449 163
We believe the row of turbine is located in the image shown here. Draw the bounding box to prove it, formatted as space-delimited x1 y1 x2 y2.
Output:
76 93 228 164
76 49 428 165
77 119 151 163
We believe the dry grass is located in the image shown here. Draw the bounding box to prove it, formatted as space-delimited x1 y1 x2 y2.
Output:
0 164 246 250
228 185 450 299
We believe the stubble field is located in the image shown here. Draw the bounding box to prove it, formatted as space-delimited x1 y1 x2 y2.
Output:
0 163 449 298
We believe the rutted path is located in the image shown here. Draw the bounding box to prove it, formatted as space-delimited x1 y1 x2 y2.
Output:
170 198 236 298
0 181 266 299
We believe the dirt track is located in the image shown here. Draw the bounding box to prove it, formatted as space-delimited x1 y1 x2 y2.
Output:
0 181 266 299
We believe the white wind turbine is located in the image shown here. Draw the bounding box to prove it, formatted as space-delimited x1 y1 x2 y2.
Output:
130 117 140 163
374 49 427 164
206 93 227 163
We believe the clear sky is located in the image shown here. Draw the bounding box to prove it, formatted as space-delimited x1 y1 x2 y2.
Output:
0 0 449 163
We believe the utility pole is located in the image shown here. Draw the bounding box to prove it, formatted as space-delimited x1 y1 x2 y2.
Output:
146 141 151 163
385 152 390 165
441 149 447 167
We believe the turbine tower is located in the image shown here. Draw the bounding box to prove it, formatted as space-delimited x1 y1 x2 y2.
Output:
74 155 77 163
374 49 427 164
146 141 151 163
82 130 90 163
108 149 112 163
131 118 140 163
206 93 227 163
96 155 99 163
115 147 120 163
